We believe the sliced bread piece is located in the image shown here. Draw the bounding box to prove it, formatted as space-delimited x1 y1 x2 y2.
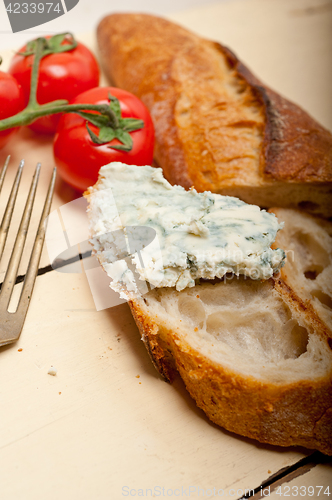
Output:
86 166 332 454
270 208 332 333
129 276 332 454
97 13 332 218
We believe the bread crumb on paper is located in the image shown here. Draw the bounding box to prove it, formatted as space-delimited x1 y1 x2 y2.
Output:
48 366 57 376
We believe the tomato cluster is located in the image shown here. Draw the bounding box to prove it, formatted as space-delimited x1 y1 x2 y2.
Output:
8 38 100 134
0 34 155 192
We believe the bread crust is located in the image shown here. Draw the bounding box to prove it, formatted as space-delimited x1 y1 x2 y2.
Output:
220 45 332 183
270 207 332 335
97 13 332 217
129 278 332 455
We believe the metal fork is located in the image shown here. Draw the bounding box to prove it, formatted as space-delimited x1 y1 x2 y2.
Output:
0 156 56 347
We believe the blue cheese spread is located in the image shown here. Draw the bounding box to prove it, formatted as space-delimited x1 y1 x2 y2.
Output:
87 163 285 298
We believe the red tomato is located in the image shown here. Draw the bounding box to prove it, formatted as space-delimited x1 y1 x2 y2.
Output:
53 87 155 192
0 71 25 149
8 37 99 134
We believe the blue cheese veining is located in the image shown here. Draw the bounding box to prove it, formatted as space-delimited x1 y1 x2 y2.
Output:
86 163 285 298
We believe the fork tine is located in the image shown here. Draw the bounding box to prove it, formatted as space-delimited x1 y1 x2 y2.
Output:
0 164 56 347
0 163 41 310
17 167 56 316
0 159 24 261
0 155 10 195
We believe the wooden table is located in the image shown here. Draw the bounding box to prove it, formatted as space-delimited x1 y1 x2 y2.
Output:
0 0 331 498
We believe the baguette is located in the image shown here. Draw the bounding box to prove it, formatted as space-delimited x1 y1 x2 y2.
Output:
86 164 332 454
129 275 332 455
271 208 332 334
97 13 332 218
128 209 332 453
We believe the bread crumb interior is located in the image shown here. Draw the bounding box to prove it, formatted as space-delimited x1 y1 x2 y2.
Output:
143 277 330 382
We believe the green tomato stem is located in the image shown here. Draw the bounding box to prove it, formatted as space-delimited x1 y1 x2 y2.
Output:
28 37 44 107
0 103 118 131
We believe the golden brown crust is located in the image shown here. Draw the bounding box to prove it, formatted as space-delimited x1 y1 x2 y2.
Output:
219 45 332 183
129 279 332 455
129 299 177 382
97 13 332 217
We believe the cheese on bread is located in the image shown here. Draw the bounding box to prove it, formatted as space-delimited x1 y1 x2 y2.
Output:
86 162 285 297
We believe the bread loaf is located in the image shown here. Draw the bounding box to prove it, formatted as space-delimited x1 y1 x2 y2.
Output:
128 209 332 454
129 275 332 455
97 13 332 218
271 208 332 334
86 163 332 454
94 15 332 453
